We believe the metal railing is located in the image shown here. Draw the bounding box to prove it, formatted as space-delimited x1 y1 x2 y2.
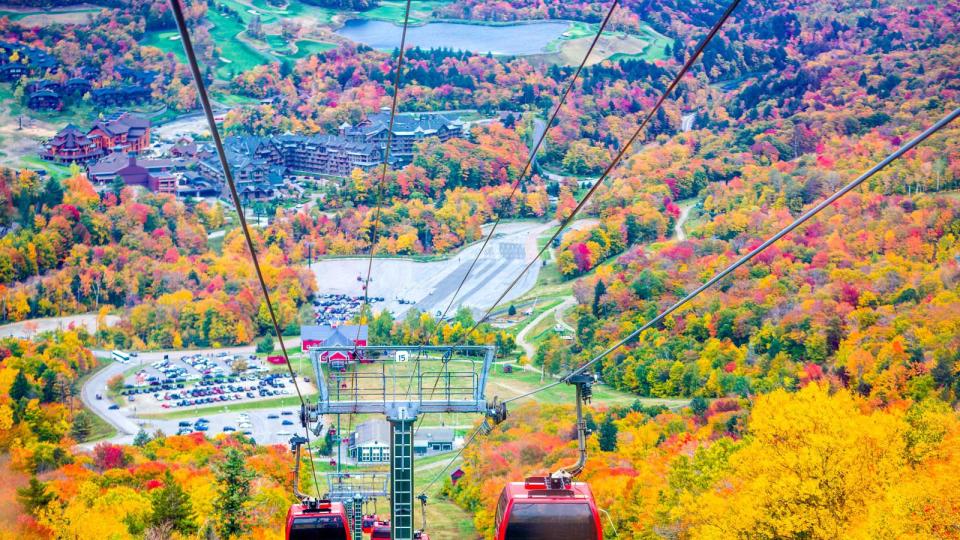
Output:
308 345 495 415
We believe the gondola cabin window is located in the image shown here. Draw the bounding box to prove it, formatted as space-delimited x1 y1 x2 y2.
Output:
289 516 348 540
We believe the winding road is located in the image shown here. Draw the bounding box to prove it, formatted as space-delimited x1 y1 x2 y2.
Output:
513 198 695 359
515 297 576 361
675 200 694 241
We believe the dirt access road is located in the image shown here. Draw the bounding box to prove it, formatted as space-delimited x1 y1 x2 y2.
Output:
513 198 696 358
515 297 576 360
0 313 120 339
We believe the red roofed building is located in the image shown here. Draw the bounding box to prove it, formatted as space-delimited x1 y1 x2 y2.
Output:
41 124 104 164
87 112 151 153
301 325 368 363
100 153 176 195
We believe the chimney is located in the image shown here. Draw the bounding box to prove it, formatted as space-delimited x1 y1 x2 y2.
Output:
127 151 136 167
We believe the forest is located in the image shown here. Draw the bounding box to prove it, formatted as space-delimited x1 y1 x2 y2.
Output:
0 0 959 538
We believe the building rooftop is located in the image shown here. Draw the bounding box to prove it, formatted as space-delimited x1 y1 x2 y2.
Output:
87 152 178 179
301 325 368 347
89 112 151 137
414 427 456 447
350 111 462 138
352 419 391 448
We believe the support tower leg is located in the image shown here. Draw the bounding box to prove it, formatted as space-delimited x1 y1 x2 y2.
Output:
389 415 415 540
352 494 364 539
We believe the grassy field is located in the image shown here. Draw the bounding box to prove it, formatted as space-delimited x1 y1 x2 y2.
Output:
542 21 672 65
286 39 337 59
359 0 450 25
140 30 187 62
0 7 97 25
613 23 673 62
15 155 74 180
142 0 288 82
504 297 564 337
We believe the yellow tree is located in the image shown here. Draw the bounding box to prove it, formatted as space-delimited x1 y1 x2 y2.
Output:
686 384 907 539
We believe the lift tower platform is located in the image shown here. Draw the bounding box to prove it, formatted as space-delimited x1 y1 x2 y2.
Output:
303 345 495 540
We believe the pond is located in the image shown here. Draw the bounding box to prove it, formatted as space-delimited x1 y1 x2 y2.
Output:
335 19 572 55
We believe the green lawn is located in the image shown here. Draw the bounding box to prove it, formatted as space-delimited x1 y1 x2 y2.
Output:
140 31 187 62
16 155 74 180
608 23 673 62
504 297 563 337
0 7 97 21
487 366 684 409
304 436 477 537
289 39 337 59
561 21 596 40
359 0 450 25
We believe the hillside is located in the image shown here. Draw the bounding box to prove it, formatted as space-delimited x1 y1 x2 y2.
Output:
0 0 958 539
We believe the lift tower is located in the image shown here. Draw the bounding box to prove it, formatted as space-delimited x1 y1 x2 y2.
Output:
302 345 495 540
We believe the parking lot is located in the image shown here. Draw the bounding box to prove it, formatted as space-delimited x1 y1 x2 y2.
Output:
113 352 316 415
313 292 384 325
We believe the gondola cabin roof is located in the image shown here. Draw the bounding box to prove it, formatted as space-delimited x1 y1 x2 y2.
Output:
501 477 596 500
285 500 351 540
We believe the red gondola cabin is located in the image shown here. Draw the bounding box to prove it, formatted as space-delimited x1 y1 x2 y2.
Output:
494 477 602 540
285 500 351 540
361 514 378 534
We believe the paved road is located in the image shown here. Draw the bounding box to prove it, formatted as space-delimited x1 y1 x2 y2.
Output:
530 117 547 169
515 297 577 361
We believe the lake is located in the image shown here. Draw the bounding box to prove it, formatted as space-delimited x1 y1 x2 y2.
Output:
336 19 572 55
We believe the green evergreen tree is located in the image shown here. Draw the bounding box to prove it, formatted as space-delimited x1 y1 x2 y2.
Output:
111 176 126 198
41 177 64 208
215 448 254 539
598 414 618 452
690 396 709 418
70 411 93 442
40 370 57 403
16 477 54 517
673 37 685 63
133 429 151 447
592 280 607 318
256 335 274 354
584 412 597 434
149 470 197 535
10 370 32 401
